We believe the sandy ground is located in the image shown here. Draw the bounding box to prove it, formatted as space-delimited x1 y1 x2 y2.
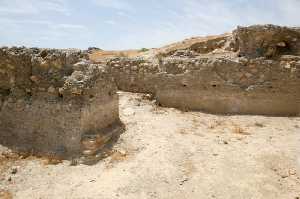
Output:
1 92 300 199
88 33 230 62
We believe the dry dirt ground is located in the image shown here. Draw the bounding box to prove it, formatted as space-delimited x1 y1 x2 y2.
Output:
89 50 143 62
1 92 300 199
88 34 229 62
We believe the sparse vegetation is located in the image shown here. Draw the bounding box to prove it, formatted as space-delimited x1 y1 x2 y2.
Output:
42 154 63 165
254 122 265 127
1 24 300 198
139 48 149 52
233 126 250 135
208 120 223 129
109 149 128 164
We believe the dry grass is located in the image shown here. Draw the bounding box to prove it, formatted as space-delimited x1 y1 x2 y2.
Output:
254 122 265 128
155 33 231 56
232 126 251 135
42 154 63 165
0 151 22 175
208 120 223 129
89 50 142 62
89 33 231 62
109 150 128 164
178 129 189 135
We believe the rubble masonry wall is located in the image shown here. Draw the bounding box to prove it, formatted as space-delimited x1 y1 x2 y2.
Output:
0 47 120 158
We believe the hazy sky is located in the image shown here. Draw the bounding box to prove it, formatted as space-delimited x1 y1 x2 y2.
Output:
1 0 300 50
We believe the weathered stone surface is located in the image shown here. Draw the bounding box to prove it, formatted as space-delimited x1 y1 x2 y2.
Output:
155 57 300 115
104 25 300 116
107 58 160 93
232 25 300 58
0 47 120 159
1 24 300 161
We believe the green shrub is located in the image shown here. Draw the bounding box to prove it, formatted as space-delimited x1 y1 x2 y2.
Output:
140 48 149 52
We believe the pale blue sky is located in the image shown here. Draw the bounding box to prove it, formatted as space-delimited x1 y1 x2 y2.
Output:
0 0 300 50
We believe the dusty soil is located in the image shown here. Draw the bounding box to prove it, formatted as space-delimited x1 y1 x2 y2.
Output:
89 33 230 62
89 49 144 62
0 92 300 199
153 33 231 56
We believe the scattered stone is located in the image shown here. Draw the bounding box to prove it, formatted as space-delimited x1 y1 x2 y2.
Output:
47 86 56 94
30 75 40 84
254 122 265 127
284 63 291 69
0 24 300 166
277 42 286 47
118 149 127 156
289 169 297 176
11 167 17 175
179 178 189 185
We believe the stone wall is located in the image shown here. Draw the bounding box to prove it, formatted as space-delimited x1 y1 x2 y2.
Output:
1 24 299 161
0 47 121 159
156 56 300 115
105 25 300 116
107 58 160 93
232 25 300 58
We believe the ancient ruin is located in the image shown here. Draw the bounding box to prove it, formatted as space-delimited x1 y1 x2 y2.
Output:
0 24 300 161
0 48 122 161
105 25 300 115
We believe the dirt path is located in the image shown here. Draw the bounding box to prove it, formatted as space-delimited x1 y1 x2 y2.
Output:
1 92 300 199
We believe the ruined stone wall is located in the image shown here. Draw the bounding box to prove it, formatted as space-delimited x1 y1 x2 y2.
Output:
106 55 300 115
1 24 299 161
156 56 300 115
106 25 300 116
232 25 300 58
107 58 161 93
0 47 120 159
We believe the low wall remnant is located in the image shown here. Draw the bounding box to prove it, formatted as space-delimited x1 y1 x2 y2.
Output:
102 25 300 116
0 47 121 159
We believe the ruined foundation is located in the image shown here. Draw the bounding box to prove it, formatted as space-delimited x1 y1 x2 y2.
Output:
0 24 300 161
0 48 121 159
104 25 300 116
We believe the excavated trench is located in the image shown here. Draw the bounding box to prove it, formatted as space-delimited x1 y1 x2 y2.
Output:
0 24 299 164
0 48 123 164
